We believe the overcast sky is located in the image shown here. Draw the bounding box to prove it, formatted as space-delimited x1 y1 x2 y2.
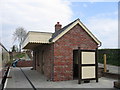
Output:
0 0 118 50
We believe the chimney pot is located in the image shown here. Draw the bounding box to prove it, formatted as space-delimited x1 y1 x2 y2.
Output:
55 22 62 32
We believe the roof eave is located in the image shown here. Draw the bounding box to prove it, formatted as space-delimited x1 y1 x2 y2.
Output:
50 19 101 46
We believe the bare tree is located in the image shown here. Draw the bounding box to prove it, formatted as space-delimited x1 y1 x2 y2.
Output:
11 45 18 52
13 27 27 52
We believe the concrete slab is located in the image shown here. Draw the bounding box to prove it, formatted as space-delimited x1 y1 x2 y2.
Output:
22 67 117 88
5 67 32 88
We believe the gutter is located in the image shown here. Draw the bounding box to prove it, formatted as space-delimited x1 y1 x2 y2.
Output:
98 42 102 47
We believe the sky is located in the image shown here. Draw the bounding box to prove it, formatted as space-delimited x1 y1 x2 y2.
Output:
0 0 118 50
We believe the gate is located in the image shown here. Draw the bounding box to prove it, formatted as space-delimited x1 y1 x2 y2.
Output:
78 47 98 84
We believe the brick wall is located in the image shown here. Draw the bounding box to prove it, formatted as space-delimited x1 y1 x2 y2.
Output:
34 44 54 80
17 61 33 67
53 24 98 81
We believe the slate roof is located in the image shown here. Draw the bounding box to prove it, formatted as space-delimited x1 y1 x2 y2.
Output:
49 18 79 42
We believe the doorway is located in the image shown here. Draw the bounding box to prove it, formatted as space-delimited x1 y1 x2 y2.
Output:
41 50 44 74
73 50 78 79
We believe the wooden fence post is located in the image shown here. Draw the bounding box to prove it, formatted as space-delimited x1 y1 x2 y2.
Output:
104 54 107 72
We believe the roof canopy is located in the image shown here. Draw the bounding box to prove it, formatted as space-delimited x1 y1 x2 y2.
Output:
22 31 53 49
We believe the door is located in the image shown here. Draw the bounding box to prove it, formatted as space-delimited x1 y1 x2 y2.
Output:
77 47 98 84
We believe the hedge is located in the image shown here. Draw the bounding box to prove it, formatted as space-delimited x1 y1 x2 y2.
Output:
98 49 120 66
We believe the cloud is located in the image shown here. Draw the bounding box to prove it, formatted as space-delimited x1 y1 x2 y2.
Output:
2 0 73 31
86 15 118 48
1 0 73 50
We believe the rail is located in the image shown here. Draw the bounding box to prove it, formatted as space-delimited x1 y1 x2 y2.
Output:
20 68 36 90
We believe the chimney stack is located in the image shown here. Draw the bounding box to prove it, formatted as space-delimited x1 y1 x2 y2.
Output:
55 22 62 32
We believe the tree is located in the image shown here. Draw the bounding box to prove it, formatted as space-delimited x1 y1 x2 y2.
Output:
11 45 16 52
11 45 18 52
13 27 27 52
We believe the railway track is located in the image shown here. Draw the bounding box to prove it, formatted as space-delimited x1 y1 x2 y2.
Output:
20 68 37 90
1 67 10 90
3 67 37 90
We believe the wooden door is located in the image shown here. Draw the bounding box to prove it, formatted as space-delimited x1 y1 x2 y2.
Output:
78 47 98 84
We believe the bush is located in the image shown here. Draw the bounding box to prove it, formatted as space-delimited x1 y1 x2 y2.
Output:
98 49 120 66
14 53 26 59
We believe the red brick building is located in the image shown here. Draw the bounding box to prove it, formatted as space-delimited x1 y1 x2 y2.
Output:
22 19 101 81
